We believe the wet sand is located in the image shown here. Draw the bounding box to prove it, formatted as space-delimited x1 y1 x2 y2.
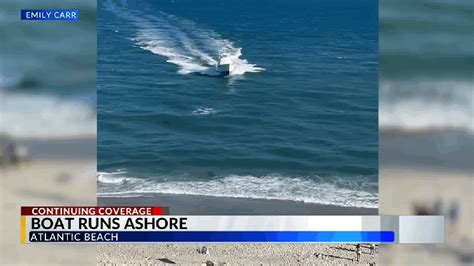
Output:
99 194 377 215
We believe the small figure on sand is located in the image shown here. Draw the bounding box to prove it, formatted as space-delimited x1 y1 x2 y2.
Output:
197 246 210 256
369 244 375 255
448 201 460 237
355 244 361 262
0 134 29 168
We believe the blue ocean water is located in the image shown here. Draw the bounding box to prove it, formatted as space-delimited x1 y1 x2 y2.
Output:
379 0 474 173
97 0 378 208
0 0 96 138
380 0 473 133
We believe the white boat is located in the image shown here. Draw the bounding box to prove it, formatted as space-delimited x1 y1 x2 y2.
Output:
216 62 230 75
215 54 234 75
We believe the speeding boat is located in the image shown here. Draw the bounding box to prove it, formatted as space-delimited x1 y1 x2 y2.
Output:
216 62 230 76
215 54 234 76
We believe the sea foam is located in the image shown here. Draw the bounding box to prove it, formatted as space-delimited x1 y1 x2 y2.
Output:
98 172 378 209
380 79 474 134
1 91 96 139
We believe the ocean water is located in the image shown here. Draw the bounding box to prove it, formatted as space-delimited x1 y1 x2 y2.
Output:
0 0 96 139
380 0 473 133
379 0 474 174
97 0 379 208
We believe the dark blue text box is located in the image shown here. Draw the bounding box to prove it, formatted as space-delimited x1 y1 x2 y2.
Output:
29 231 395 243
21 10 79 21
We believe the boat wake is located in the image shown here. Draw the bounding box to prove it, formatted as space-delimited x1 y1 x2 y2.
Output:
103 0 264 76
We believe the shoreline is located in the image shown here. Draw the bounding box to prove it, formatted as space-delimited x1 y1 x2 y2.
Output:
98 193 377 215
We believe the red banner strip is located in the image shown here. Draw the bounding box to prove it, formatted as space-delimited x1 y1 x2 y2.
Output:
21 206 168 216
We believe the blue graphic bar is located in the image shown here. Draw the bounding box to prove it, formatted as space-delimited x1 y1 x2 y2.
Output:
21 10 79 21
29 231 395 243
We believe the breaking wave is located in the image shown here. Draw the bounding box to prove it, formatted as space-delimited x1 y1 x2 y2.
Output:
97 170 139 184
97 171 378 209
380 79 473 134
1 91 96 139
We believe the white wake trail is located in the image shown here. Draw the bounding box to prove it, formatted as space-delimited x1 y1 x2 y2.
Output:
104 1 264 76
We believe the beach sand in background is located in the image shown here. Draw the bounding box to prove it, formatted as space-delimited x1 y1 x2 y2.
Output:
0 139 97 265
379 167 473 265
98 243 378 265
378 130 474 265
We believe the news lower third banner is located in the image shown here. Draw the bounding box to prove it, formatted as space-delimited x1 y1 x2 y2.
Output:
20 207 444 244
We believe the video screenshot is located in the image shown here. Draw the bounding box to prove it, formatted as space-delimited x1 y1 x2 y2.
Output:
1 0 472 265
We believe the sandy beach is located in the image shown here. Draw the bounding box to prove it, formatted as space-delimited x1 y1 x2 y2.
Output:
378 131 474 265
98 243 379 265
0 138 97 265
96 192 378 264
379 167 473 265
97 193 378 264
380 168 473 239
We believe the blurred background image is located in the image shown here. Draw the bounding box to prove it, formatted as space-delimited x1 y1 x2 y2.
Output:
0 0 96 264
0 0 472 265
379 0 473 264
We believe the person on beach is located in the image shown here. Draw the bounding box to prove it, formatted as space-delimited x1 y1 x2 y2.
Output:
199 246 209 256
355 244 361 262
448 201 459 238
0 134 29 168
369 244 375 255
